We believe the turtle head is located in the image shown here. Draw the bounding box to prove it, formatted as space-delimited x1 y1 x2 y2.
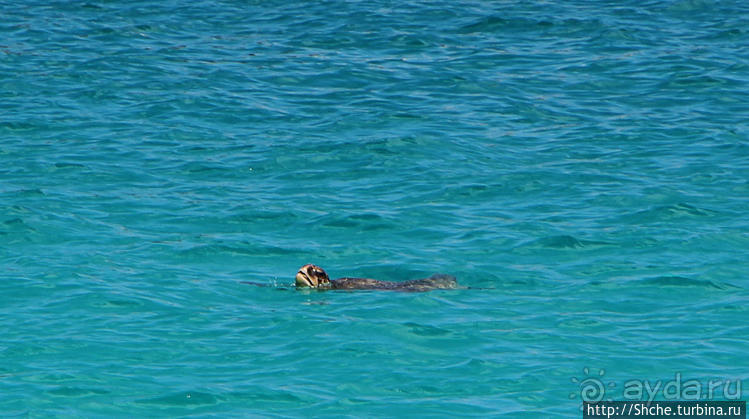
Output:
295 264 331 288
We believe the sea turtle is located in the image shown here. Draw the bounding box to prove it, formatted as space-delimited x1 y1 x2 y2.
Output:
295 264 457 292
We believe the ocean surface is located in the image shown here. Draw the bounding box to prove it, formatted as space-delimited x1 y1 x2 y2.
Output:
2 0 748 416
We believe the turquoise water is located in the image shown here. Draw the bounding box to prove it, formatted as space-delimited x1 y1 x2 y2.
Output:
2 0 748 416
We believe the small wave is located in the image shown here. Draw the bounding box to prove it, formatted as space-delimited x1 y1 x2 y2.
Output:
1 218 37 236
637 276 741 290
457 15 602 35
526 235 614 249
136 391 223 406
178 243 302 259
53 162 87 169
620 203 715 223
47 386 110 397
403 322 452 337
320 213 393 231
